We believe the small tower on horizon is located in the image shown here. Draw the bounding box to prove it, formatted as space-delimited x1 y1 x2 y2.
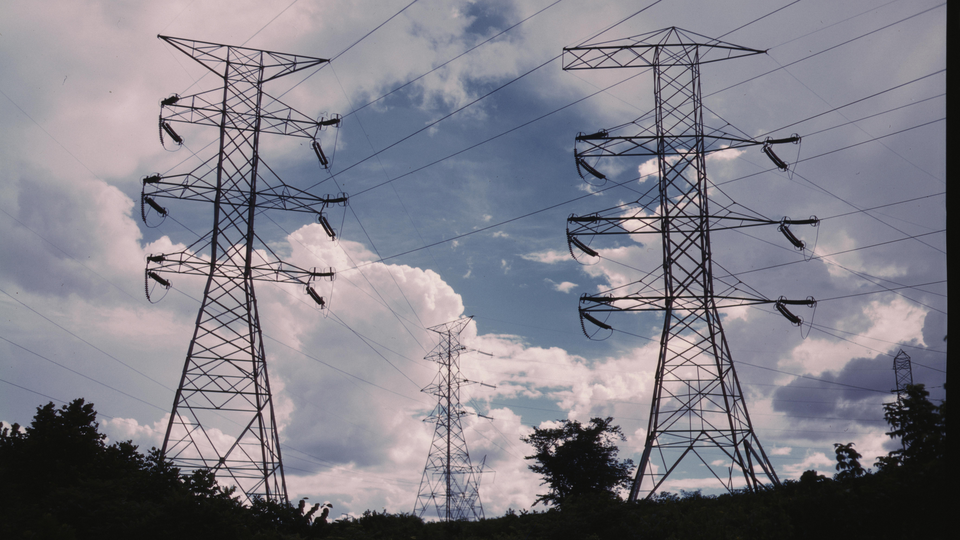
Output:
414 317 485 521
892 349 913 402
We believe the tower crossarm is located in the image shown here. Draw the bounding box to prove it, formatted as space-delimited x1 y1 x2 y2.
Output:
562 27 765 71
146 250 334 285
579 293 782 314
568 214 814 236
143 169 348 214
578 294 816 333
160 88 339 139
159 35 329 82
563 44 765 69
567 214 818 261
575 133 786 159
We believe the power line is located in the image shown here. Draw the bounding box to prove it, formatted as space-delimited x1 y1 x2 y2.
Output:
310 53 561 191
707 2 946 98
344 0 566 118
0 287 170 391
0 334 168 412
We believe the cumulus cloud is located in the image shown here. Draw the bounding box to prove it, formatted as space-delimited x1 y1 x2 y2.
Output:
544 278 577 293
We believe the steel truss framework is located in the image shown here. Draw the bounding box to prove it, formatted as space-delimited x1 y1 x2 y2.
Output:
414 317 485 521
892 349 913 402
563 28 817 500
142 36 346 505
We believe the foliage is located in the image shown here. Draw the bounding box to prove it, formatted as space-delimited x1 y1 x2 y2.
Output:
877 383 947 471
521 417 634 507
0 399 326 539
0 389 948 539
832 442 865 481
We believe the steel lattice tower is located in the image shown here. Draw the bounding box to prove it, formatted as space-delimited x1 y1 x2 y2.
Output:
414 317 485 521
563 28 817 499
892 349 913 402
140 36 346 504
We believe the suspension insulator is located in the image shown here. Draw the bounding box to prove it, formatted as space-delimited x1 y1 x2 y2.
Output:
576 157 606 180
576 130 608 141
762 143 788 171
765 135 801 145
568 234 599 258
312 140 329 167
775 297 802 326
318 213 336 239
310 267 335 281
160 94 180 107
581 311 612 330
144 196 167 216
778 220 805 250
319 115 341 127
148 271 171 288
306 286 326 308
161 122 183 145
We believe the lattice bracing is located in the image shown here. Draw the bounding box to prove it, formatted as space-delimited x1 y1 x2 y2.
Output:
142 36 345 505
563 28 816 500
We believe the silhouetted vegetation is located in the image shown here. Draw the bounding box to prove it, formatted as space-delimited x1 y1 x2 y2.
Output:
521 416 634 507
1 387 946 539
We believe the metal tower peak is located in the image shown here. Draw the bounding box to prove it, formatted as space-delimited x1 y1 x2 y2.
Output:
158 35 329 81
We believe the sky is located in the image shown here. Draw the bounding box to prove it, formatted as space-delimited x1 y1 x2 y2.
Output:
0 0 946 519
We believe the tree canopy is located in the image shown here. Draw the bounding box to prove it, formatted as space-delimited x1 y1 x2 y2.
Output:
521 417 634 507
876 383 947 471
0 391 948 538
0 399 326 539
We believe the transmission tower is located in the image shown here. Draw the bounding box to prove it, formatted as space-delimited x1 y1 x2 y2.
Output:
892 349 913 402
140 36 346 505
414 317 486 521
563 27 818 499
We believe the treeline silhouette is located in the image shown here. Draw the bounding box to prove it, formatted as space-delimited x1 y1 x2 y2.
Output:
0 385 945 539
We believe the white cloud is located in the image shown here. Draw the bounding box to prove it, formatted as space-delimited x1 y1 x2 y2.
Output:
521 250 570 264
544 279 577 293
780 451 834 480
779 297 926 376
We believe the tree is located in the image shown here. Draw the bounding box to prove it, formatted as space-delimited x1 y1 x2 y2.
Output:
521 417 634 507
876 383 946 471
0 399 276 538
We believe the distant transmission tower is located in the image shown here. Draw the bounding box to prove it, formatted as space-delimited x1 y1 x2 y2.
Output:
892 349 913 402
141 36 346 504
414 317 486 521
563 27 818 499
